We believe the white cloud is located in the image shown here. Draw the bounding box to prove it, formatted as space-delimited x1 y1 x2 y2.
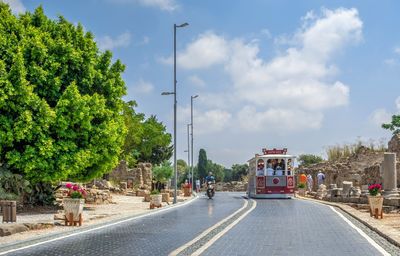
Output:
141 36 150 45
174 8 362 134
137 0 177 11
177 31 229 69
97 32 131 51
2 0 25 14
369 109 392 126
178 106 231 134
384 58 398 66
187 75 206 87
395 47 400 55
131 79 154 94
237 106 323 132
260 29 272 39
196 109 232 134
108 0 178 11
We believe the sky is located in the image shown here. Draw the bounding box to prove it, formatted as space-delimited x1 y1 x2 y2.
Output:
3 0 400 168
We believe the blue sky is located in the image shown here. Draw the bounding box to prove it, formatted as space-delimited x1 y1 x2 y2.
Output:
4 0 400 167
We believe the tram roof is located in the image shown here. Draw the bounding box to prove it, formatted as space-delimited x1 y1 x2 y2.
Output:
248 154 296 162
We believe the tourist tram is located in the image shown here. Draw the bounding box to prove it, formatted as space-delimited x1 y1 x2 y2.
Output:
247 148 296 199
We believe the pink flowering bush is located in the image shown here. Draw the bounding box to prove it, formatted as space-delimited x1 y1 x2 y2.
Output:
368 184 382 196
66 183 87 199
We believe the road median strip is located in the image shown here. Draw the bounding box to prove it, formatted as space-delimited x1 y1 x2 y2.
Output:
169 198 256 256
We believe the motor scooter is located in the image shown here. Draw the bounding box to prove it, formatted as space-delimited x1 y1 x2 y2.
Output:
206 181 215 199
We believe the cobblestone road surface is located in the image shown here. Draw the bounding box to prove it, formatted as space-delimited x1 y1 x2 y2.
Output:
0 193 244 256
2 194 399 256
202 198 399 256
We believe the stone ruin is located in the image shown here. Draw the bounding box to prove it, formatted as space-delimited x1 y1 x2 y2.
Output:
107 161 152 191
301 134 400 206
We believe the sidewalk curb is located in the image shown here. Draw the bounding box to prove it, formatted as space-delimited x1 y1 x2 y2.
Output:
0 195 199 254
297 196 400 248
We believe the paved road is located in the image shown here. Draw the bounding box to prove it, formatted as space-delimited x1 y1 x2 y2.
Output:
202 198 393 256
1 193 244 256
2 193 399 256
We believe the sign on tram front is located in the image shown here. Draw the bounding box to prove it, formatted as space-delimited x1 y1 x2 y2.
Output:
262 148 287 155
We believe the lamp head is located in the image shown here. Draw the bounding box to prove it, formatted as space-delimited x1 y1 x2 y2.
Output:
178 22 189 28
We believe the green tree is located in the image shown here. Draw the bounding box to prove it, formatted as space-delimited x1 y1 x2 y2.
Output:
152 161 173 191
231 164 248 181
223 168 233 182
121 101 144 167
207 160 225 182
136 115 172 165
382 115 400 134
298 154 324 167
197 149 208 179
0 5 126 182
177 159 188 184
120 101 172 167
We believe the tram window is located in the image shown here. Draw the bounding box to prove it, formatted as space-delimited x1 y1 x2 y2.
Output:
257 159 265 176
287 159 293 170
266 160 274 175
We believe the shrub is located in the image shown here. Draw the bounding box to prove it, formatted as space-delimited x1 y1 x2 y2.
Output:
368 184 382 196
297 183 306 189
66 183 87 199
150 189 160 195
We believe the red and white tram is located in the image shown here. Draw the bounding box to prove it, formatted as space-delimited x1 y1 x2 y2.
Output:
247 148 296 199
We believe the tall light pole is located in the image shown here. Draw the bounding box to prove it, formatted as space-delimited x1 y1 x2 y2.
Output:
191 95 198 193
186 123 191 181
162 22 189 204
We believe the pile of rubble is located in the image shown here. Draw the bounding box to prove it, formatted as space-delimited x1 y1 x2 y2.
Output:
302 135 400 190
55 186 113 205
303 134 400 208
215 181 247 192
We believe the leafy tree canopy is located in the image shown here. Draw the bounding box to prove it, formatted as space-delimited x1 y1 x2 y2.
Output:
135 115 172 165
231 164 248 181
207 160 225 182
0 4 126 182
298 154 324 167
152 161 173 183
382 115 400 135
197 149 208 179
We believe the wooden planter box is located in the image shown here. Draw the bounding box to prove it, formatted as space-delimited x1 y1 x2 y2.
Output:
368 195 383 219
63 198 84 226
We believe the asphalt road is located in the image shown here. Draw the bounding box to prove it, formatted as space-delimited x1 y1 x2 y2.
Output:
2 192 399 256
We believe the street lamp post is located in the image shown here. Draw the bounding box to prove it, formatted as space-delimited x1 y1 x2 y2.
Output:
163 22 188 204
190 95 198 193
186 123 191 180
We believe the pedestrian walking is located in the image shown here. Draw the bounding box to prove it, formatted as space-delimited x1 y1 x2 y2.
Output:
306 174 313 192
195 179 200 193
317 171 325 187
299 172 307 186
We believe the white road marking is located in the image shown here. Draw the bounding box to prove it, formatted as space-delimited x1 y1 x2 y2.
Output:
0 196 199 256
169 199 256 256
329 206 390 256
168 198 248 256
191 199 256 256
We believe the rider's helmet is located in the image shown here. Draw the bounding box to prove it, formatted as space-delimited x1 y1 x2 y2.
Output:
209 172 212 176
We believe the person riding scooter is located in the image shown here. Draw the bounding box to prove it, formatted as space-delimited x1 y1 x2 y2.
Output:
205 172 215 199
